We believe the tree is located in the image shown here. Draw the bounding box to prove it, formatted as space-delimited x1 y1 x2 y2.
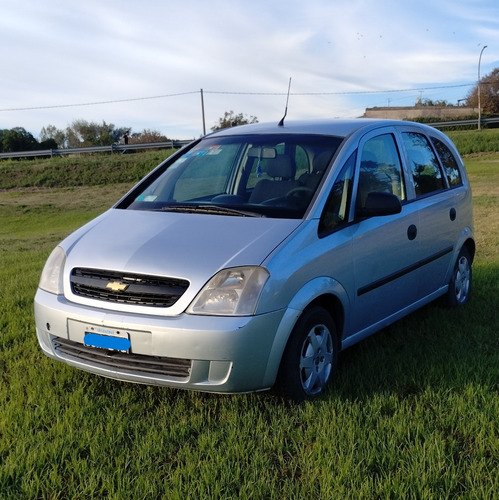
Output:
465 67 499 114
62 120 130 148
211 111 258 131
130 129 169 144
40 121 167 148
41 120 132 148
40 138 58 150
418 98 452 107
40 125 66 149
0 127 39 153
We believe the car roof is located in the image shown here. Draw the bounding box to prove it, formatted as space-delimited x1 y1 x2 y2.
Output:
207 118 434 139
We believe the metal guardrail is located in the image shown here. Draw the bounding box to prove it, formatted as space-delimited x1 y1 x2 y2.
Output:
430 117 499 128
0 140 193 160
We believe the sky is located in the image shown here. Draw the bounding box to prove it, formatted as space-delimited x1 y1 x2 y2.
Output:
1 0 498 141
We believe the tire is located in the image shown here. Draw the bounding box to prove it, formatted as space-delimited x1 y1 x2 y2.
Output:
444 246 472 307
276 306 338 402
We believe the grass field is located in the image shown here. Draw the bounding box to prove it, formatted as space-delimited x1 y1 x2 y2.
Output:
0 149 498 498
446 128 499 155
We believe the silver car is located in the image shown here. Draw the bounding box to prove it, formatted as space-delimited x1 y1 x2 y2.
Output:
34 119 474 401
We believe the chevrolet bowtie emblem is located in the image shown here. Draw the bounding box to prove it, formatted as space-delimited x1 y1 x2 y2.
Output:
106 281 129 292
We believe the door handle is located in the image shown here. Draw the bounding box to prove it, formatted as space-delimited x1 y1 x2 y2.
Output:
407 224 417 241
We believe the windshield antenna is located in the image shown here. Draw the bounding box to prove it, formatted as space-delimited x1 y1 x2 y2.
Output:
278 77 292 127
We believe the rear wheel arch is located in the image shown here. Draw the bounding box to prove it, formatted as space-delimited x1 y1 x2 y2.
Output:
443 242 473 308
462 237 475 262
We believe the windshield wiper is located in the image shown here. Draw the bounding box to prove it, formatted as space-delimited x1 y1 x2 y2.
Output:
158 204 264 217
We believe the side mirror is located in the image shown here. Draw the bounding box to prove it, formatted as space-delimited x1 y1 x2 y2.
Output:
358 192 402 217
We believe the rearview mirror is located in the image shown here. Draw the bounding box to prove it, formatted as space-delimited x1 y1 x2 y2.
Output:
247 147 277 159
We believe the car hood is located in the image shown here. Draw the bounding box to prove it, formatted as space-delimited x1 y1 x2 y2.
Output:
62 208 301 311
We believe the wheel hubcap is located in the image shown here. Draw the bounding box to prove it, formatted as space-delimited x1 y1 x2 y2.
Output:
299 324 333 395
454 256 471 304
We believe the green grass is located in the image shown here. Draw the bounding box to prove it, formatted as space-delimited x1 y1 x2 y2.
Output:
0 149 173 190
0 152 498 498
446 128 499 155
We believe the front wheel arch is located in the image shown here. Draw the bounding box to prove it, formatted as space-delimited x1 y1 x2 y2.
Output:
261 280 347 389
274 305 339 402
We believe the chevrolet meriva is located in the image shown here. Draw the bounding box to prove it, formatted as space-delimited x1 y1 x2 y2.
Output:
35 119 474 400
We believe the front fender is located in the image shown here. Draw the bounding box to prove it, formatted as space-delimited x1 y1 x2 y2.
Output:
262 276 350 387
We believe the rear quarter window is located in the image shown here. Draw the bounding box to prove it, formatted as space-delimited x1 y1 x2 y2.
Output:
431 137 463 187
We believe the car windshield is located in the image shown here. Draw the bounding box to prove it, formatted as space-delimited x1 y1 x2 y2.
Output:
122 133 343 219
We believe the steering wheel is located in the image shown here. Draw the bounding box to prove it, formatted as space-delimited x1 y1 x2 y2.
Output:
286 187 314 199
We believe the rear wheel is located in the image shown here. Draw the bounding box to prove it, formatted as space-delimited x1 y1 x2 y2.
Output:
276 306 338 401
444 246 472 307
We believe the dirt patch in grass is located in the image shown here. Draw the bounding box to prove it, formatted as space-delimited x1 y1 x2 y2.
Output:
0 183 133 212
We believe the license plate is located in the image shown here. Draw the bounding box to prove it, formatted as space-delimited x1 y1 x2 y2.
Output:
84 333 131 352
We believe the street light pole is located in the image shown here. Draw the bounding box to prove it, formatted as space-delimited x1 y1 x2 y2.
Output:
478 45 488 130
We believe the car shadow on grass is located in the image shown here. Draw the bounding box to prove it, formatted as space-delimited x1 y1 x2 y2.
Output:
327 265 499 403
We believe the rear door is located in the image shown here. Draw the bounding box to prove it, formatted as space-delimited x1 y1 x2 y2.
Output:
399 127 459 299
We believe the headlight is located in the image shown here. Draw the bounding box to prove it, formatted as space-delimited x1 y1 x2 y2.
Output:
187 266 269 316
39 246 66 295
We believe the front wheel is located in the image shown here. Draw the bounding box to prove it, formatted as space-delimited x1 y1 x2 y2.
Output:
444 246 472 307
275 306 338 402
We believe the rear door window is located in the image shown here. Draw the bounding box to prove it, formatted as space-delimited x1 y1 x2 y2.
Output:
402 132 445 196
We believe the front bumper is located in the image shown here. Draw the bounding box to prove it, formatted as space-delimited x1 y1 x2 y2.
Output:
34 288 286 393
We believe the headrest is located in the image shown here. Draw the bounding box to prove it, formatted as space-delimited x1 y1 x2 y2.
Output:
313 151 332 173
267 155 294 179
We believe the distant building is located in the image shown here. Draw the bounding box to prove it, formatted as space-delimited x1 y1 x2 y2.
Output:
363 105 477 120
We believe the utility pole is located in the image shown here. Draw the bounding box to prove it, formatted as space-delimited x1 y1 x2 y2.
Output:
478 45 487 130
200 89 206 136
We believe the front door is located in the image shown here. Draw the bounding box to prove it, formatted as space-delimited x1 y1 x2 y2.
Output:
351 130 420 334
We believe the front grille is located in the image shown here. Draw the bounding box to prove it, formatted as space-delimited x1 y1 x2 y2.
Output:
70 268 189 307
53 337 191 378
